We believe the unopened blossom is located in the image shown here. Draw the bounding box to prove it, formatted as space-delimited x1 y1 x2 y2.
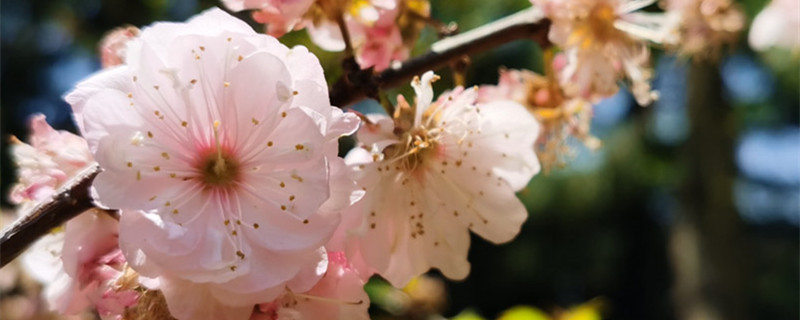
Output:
99 26 140 68
530 0 678 105
66 8 359 320
337 71 540 287
664 0 744 56
749 0 800 51
478 66 598 171
224 0 429 70
250 252 369 320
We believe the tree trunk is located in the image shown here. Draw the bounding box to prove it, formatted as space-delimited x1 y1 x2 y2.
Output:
670 61 750 320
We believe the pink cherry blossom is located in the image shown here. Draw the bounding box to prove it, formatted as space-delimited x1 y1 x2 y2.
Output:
21 211 138 319
530 0 678 105
664 0 744 56
336 71 540 287
478 67 599 171
749 0 800 51
9 114 93 206
99 26 140 68
224 0 425 71
306 0 409 70
250 252 370 320
10 115 136 318
222 0 315 37
65 8 359 319
352 5 409 70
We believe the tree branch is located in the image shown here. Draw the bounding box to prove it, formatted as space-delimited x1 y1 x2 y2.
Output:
1 164 102 267
0 6 551 268
330 6 551 107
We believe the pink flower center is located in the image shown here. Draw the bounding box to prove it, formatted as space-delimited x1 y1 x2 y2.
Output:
569 2 623 48
385 125 440 174
197 149 240 188
196 121 241 189
588 3 619 42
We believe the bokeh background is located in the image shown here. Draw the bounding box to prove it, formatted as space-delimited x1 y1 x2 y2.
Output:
1 0 797 319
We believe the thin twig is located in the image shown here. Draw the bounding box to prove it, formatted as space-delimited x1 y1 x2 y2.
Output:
1 164 103 267
330 6 551 107
335 13 355 58
405 9 458 38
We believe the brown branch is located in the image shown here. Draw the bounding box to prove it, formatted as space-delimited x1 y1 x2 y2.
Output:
1 164 102 267
334 12 355 58
0 7 551 268
330 7 551 107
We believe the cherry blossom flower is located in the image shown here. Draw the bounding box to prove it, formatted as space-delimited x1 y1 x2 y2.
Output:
250 252 369 320
23 211 139 319
305 0 410 70
530 0 678 105
749 0 800 51
99 26 140 68
336 71 540 287
664 0 744 57
478 65 599 171
9 114 93 206
222 0 315 37
65 8 359 319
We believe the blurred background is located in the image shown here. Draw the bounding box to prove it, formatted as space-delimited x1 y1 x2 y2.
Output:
1 0 797 319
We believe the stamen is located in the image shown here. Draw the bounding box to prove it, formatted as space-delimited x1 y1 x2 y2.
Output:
212 120 226 176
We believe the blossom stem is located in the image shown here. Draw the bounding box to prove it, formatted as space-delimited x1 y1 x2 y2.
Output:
329 6 552 107
451 55 470 87
542 48 562 103
335 12 355 58
406 10 458 38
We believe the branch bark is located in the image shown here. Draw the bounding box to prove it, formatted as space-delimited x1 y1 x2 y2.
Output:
330 6 550 107
1 164 101 267
0 7 551 268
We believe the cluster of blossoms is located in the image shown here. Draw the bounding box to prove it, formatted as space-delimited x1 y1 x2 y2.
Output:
10 115 140 318
663 0 744 57
65 8 370 319
463 0 678 170
8 0 766 317
474 0 743 168
223 0 430 70
10 6 540 320
529 0 679 105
